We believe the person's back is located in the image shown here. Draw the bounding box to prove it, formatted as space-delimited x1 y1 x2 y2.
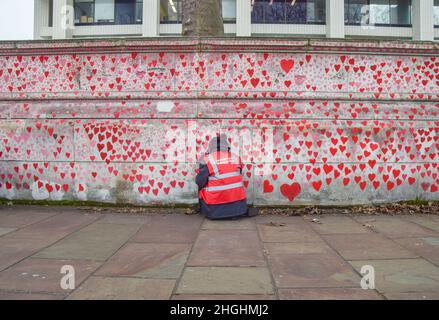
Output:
196 135 248 220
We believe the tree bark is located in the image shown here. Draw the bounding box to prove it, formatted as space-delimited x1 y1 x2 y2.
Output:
182 0 224 36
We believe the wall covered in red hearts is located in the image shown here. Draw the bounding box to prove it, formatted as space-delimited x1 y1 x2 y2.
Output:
0 39 438 205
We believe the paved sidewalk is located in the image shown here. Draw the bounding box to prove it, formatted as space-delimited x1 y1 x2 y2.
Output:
0 205 438 300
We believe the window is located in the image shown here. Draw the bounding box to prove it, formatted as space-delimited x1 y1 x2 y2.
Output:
222 0 237 23
286 0 306 24
370 0 390 24
49 0 53 27
434 0 439 27
115 0 143 24
136 0 143 23
159 0 236 24
265 0 286 23
74 0 142 25
345 0 411 26
252 0 326 25
75 0 98 24
160 0 182 23
305 0 325 23
344 0 367 25
389 0 410 25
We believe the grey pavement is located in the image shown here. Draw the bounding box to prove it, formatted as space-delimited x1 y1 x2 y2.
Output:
0 205 438 300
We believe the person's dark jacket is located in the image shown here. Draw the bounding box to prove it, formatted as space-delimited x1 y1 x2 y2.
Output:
196 138 248 220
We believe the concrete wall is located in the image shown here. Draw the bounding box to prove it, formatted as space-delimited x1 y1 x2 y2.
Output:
0 38 438 205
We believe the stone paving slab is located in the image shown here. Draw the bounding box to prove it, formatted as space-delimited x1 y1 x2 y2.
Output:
2 213 98 242
392 237 439 267
257 220 324 243
349 259 439 294
201 218 256 230
0 291 65 300
384 292 439 300
402 215 439 233
0 258 100 294
0 209 58 228
34 222 141 261
0 237 51 272
96 214 151 225
278 288 382 300
0 227 16 237
264 242 361 288
353 216 438 239
188 230 266 267
95 243 190 279
177 267 274 295
321 233 418 260
309 216 371 235
131 214 203 243
255 215 304 225
67 276 175 300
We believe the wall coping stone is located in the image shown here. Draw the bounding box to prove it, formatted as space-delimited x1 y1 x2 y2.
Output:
0 38 437 56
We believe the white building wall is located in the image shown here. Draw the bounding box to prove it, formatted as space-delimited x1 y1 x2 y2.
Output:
252 24 325 36
52 0 74 39
412 0 434 41
74 25 143 38
345 26 412 39
33 0 437 41
143 0 160 37
33 0 50 39
326 0 345 38
236 0 251 37
159 24 182 35
40 27 53 38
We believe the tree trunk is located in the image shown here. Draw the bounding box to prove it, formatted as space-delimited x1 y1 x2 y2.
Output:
182 0 224 36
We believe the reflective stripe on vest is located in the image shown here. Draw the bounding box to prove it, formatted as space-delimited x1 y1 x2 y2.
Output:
208 171 241 181
208 154 220 176
215 157 235 164
204 182 244 192
208 154 240 173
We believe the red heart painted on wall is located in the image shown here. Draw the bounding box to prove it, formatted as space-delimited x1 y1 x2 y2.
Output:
280 183 301 202
263 180 274 193
280 59 294 74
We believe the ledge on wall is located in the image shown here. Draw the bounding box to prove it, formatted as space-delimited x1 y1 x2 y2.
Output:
0 37 438 56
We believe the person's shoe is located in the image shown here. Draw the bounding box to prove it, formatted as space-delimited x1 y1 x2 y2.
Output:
186 206 201 215
246 207 259 217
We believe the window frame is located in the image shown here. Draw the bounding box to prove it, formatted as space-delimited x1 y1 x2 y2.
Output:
49 0 53 27
434 0 439 27
73 0 143 26
159 0 182 24
344 0 412 28
222 0 237 24
251 0 326 25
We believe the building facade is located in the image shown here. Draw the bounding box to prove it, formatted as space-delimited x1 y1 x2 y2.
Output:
34 0 439 41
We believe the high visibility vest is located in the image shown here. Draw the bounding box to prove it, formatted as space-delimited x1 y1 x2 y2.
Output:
199 151 247 205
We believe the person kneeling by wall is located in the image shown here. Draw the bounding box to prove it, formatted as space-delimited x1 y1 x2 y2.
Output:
195 134 257 220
